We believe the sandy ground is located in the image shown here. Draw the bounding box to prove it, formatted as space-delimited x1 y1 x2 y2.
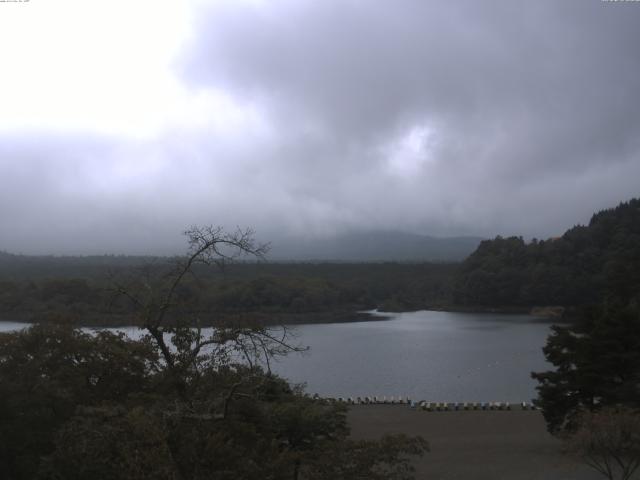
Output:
347 405 609 480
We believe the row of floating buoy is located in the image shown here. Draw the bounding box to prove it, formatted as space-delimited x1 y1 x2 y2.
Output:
329 396 411 405
323 397 538 411
414 401 535 411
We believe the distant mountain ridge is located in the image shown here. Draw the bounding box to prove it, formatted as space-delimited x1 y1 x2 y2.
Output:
0 231 484 269
267 231 484 262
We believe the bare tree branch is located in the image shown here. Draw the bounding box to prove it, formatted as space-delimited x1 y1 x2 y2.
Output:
565 407 640 480
107 225 301 401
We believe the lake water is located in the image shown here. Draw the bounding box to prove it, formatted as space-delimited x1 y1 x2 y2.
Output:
0 310 554 402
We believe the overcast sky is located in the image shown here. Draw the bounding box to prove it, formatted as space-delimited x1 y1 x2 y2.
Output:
1 0 639 254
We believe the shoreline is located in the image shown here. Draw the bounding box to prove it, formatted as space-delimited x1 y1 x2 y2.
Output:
0 304 566 329
424 304 567 318
0 310 390 329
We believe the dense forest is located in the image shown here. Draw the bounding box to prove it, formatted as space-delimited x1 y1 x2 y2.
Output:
2 199 639 326
0 255 456 326
453 198 640 309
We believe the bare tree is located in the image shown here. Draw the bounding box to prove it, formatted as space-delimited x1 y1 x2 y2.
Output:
565 407 640 480
109 226 304 400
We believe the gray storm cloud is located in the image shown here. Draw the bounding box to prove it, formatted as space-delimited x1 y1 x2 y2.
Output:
1 0 639 254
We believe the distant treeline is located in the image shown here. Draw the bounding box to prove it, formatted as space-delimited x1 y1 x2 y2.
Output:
0 252 161 279
452 198 640 308
0 260 457 325
2 198 639 324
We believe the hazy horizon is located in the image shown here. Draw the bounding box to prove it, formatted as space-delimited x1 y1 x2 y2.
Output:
1 229 487 258
1 1 639 255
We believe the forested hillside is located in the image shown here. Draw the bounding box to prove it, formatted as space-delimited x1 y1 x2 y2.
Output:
3 199 638 322
453 198 640 308
0 260 456 326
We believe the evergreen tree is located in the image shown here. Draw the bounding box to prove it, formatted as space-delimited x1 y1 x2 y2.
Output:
454 198 640 308
532 303 640 434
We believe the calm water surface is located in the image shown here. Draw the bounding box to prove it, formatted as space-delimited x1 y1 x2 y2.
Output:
0 310 553 402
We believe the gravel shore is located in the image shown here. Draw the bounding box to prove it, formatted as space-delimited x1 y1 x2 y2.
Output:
348 405 605 480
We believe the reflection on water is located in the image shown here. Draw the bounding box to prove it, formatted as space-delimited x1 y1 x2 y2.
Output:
0 310 553 402
271 310 552 402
